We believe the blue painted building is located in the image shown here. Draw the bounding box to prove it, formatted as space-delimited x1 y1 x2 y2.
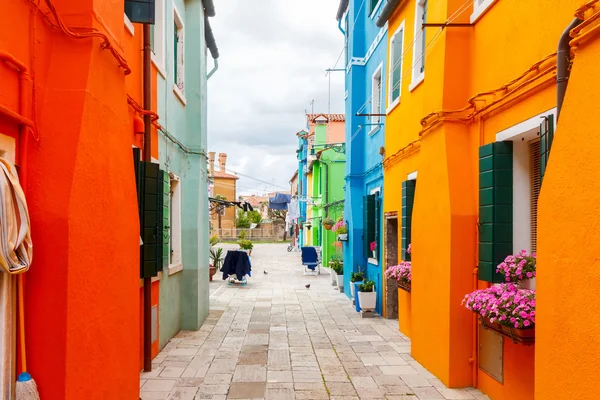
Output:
337 0 388 314
295 130 309 247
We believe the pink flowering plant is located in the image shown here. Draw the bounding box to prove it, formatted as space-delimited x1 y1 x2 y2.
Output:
332 219 348 234
385 261 412 284
369 241 377 251
496 250 536 283
462 284 536 329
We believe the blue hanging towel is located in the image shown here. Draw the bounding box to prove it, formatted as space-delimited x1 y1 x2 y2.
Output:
268 193 291 210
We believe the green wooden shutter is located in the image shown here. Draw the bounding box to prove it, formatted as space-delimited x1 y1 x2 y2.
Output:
478 142 513 283
159 170 170 271
124 0 156 24
401 180 416 261
363 195 375 255
540 114 555 184
173 25 178 85
138 161 162 278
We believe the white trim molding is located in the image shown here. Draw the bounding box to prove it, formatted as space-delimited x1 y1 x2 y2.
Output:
124 13 135 36
369 0 385 19
407 171 418 180
495 108 556 142
470 0 495 23
369 62 384 136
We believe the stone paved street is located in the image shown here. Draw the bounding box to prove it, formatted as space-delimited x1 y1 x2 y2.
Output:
140 244 490 400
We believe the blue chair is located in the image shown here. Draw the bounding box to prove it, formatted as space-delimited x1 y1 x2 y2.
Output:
301 247 321 275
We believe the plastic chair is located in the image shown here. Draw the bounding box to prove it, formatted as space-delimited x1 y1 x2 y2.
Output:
301 246 321 275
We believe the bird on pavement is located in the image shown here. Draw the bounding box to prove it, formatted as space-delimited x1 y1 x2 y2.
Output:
305 284 310 289
263 271 268 275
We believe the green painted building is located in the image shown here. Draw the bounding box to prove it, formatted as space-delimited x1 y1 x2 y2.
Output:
306 116 346 267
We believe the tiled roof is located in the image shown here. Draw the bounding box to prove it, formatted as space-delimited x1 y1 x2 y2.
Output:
211 170 239 180
306 113 345 123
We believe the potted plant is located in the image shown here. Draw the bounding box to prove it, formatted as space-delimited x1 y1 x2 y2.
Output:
332 259 344 290
238 239 253 256
209 247 224 281
209 235 220 247
322 217 335 230
358 280 376 311
333 220 348 241
350 271 365 300
462 283 536 344
496 250 536 283
370 241 377 258
385 261 412 292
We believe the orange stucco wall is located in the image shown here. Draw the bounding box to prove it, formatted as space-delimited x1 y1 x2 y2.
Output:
0 0 160 398
211 177 237 229
383 0 591 397
536 18 600 400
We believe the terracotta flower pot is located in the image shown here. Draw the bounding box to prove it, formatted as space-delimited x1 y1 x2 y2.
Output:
323 223 333 230
209 266 217 282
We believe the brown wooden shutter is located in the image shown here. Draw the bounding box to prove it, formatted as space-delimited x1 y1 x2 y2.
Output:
529 139 541 253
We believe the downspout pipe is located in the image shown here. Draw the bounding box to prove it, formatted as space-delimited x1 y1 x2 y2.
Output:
336 0 349 21
202 0 216 17
205 16 219 80
376 0 402 28
142 23 153 373
557 18 583 121
338 19 346 35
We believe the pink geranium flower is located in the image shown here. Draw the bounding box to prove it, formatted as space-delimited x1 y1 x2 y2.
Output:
496 251 536 283
462 284 535 329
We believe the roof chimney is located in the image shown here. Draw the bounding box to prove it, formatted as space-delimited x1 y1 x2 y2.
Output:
208 152 216 176
218 153 227 172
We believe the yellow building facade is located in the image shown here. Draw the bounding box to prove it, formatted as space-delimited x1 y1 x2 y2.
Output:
382 0 600 399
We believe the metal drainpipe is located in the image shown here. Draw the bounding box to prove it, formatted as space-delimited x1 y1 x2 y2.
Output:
142 23 153 373
320 159 330 217
557 18 583 121
338 19 346 35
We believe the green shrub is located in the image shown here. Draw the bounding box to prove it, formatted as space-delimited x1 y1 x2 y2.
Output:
350 271 365 283
358 280 375 292
238 239 253 250
322 217 335 226
332 259 343 275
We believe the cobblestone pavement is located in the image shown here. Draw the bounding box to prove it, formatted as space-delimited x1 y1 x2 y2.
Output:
140 243 489 400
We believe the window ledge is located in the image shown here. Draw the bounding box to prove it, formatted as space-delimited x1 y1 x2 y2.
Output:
152 54 166 79
124 13 135 36
409 75 425 92
368 125 381 136
386 98 401 115
470 0 495 23
173 84 187 105
168 263 183 276
368 258 379 265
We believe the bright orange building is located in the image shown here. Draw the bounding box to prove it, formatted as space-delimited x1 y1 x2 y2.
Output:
209 152 238 230
0 1 159 398
380 0 600 399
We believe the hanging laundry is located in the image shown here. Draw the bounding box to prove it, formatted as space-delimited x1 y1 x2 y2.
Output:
268 193 291 210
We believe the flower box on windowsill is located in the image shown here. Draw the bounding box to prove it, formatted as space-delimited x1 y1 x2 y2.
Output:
397 280 411 293
337 233 348 241
479 316 535 345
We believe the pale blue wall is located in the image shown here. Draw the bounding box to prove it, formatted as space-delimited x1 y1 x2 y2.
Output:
157 0 210 349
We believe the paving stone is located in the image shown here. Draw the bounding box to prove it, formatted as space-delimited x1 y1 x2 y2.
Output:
237 351 268 365
140 244 486 400
233 365 267 382
227 382 266 399
267 370 293 383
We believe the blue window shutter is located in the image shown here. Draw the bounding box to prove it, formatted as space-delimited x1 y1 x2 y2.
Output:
540 115 555 184
401 180 416 261
478 142 513 283
125 0 156 24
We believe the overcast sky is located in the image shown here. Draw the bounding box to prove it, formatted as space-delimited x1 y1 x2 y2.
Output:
208 1 345 196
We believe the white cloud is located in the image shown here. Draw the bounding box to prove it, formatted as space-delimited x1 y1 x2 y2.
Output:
208 0 346 196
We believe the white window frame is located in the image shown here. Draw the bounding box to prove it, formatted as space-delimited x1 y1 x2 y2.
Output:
387 20 405 113
151 0 166 78
495 108 556 291
124 13 135 36
407 171 418 180
168 172 183 275
173 2 186 105
369 0 384 19
344 12 350 68
370 63 383 136
410 0 427 92
470 0 495 23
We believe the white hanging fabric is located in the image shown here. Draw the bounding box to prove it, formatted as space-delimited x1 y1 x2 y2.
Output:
0 157 32 400
0 158 32 274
